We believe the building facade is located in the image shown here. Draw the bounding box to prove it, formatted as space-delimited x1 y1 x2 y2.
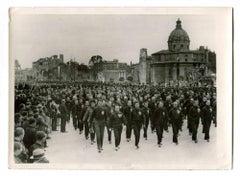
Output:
131 19 216 85
32 54 64 81
151 19 216 85
99 59 130 83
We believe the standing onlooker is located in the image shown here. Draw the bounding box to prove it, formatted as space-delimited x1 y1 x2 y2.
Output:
59 99 68 133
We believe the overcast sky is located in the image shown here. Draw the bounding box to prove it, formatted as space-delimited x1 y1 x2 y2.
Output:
11 14 218 69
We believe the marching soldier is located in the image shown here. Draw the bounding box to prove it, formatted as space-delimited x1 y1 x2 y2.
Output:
169 101 181 145
91 100 108 153
49 99 58 131
104 100 113 144
149 96 157 133
109 104 127 151
71 99 79 130
153 101 167 147
83 100 96 144
123 100 133 142
80 100 89 138
142 101 151 140
188 100 201 143
200 97 207 133
202 100 213 142
132 102 145 149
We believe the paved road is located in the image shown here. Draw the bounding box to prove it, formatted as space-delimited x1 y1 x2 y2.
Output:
45 119 218 169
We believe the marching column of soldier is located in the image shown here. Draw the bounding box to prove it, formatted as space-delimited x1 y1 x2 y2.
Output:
14 82 217 162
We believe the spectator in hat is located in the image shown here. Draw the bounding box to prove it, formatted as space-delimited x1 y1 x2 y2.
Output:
14 127 28 163
32 148 49 163
29 131 46 157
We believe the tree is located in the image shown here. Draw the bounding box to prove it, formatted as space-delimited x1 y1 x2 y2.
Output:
89 55 104 81
15 59 21 70
78 63 89 72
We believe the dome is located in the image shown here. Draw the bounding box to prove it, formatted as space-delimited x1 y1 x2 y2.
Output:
168 19 190 51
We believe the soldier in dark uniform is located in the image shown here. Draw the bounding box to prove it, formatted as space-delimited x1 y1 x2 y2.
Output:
188 100 201 143
212 94 217 127
91 100 108 153
83 100 96 144
153 101 166 147
186 98 194 135
149 96 157 133
169 101 181 145
109 104 126 151
49 100 58 131
202 100 213 142
65 97 72 122
131 102 145 149
123 100 133 142
104 100 113 144
200 97 207 133
164 96 172 132
142 101 150 140
80 100 89 136
59 99 68 133
71 99 79 130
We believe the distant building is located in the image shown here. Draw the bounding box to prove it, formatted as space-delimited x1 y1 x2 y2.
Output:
151 19 216 85
32 54 64 81
99 59 130 83
131 19 216 85
15 68 36 83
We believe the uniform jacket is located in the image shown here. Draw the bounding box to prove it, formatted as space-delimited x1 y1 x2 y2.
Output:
109 111 126 128
92 106 108 124
202 105 213 123
188 106 200 125
83 106 94 123
153 107 167 126
169 107 180 124
59 103 68 117
131 108 145 127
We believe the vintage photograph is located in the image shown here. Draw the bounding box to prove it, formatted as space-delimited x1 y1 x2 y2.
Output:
9 7 232 169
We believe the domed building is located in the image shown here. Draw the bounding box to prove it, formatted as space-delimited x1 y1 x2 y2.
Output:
135 19 216 86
